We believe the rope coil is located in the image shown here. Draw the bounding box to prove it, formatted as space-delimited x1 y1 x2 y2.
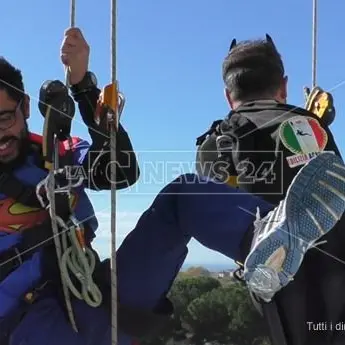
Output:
36 170 103 330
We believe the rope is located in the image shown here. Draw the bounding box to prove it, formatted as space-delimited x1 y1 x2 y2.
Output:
44 155 78 332
58 0 103 320
55 0 78 331
110 0 119 343
40 0 119 339
60 218 102 308
36 0 103 332
70 0 76 27
65 0 76 87
36 171 103 329
312 0 317 87
111 0 116 82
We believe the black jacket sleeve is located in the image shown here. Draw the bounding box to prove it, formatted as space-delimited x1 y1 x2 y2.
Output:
72 86 140 190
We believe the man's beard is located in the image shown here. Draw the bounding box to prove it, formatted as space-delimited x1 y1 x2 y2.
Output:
0 124 31 171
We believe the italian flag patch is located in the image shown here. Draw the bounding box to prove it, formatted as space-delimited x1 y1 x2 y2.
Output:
279 116 328 154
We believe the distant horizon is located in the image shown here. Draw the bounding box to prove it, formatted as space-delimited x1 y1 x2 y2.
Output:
182 262 236 272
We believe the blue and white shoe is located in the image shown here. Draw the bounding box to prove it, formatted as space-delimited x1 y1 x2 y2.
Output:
244 152 345 302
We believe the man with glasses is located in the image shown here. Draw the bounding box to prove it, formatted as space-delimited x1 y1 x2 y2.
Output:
0 27 140 344
0 97 26 162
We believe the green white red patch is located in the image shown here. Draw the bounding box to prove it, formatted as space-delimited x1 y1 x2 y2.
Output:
279 116 328 168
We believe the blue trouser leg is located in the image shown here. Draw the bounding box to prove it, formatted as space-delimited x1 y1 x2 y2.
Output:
116 174 273 344
10 174 273 345
117 174 273 308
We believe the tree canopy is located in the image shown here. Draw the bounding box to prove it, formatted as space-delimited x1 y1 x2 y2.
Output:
142 268 271 345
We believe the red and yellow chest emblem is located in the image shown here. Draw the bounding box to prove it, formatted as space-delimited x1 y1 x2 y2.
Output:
0 193 78 233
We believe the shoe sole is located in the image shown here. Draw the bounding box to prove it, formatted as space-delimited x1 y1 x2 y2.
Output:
244 152 345 301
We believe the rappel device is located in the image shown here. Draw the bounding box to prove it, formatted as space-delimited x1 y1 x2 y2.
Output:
304 85 335 126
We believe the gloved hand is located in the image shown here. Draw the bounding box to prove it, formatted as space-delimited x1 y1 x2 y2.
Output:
304 86 336 126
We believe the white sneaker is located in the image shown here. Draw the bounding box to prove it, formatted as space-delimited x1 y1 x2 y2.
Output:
244 152 345 302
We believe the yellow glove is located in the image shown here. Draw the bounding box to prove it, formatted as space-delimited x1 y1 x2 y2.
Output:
304 86 335 126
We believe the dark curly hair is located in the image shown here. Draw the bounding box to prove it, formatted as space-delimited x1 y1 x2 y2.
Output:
0 57 25 103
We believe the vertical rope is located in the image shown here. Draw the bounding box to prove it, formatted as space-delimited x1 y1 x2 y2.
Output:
70 0 76 27
56 0 77 331
110 0 118 343
312 0 317 87
65 0 76 86
44 0 79 333
111 0 116 82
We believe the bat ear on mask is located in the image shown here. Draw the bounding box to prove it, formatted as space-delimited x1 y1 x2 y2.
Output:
228 38 237 52
265 34 277 49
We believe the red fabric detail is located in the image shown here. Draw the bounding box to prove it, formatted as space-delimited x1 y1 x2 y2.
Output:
28 132 81 156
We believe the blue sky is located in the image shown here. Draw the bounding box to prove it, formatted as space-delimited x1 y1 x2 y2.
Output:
2 0 345 265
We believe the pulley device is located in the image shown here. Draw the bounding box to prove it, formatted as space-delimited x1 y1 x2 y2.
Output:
303 0 335 127
304 85 335 126
38 80 75 169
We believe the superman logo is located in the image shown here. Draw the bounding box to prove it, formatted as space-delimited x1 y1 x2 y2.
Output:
0 193 78 233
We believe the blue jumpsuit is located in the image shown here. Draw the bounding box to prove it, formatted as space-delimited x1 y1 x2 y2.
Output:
1 135 273 345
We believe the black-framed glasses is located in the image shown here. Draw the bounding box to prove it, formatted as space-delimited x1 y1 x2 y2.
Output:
0 98 23 130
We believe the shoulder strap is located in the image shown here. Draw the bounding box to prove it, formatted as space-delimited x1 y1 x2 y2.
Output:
237 100 330 128
219 111 259 174
195 119 223 146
